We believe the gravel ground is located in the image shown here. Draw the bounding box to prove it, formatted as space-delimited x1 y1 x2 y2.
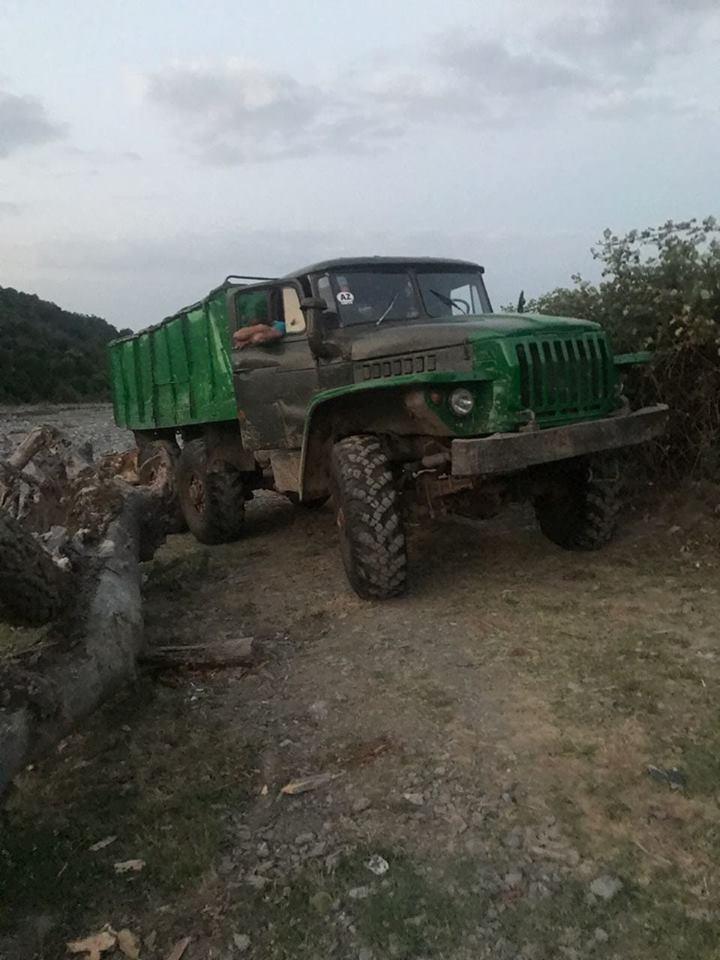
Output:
2 406 720 959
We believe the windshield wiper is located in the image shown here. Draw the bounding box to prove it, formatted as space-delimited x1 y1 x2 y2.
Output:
429 289 470 315
376 292 399 326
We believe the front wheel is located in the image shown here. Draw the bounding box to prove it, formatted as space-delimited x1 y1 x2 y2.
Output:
331 435 407 600
534 454 622 550
176 439 246 545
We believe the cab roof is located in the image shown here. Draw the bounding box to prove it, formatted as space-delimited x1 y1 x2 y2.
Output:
284 256 485 278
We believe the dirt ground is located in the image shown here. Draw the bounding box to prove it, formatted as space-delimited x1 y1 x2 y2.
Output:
2 408 720 960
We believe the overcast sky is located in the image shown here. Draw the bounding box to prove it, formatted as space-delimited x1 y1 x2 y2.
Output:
1 0 718 329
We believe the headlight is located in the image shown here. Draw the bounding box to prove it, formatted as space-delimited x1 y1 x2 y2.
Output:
449 387 475 416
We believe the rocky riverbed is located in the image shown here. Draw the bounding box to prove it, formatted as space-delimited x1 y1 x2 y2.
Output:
0 403 129 461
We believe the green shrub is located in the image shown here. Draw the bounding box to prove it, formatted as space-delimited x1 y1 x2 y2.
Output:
527 218 720 480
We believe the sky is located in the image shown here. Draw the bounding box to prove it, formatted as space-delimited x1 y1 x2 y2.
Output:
0 0 719 330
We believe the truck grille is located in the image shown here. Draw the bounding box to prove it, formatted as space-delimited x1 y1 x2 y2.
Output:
515 334 611 416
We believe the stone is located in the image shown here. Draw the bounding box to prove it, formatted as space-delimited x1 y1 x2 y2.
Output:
589 875 623 901
310 890 334 914
232 933 251 952
352 797 372 814
295 832 315 846
402 792 425 806
594 928 609 943
503 827 523 849
348 886 371 900
309 700 329 722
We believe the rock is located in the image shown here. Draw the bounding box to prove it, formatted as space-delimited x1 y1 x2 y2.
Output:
310 890 334 914
245 874 268 890
527 881 551 900
366 854 389 876
503 828 523 850
594 928 609 943
294 832 315 846
352 797 372 814
503 870 523 889
232 933 251 952
256 841 269 858
348 886 371 900
402 792 424 807
308 700 329 722
589 875 623 901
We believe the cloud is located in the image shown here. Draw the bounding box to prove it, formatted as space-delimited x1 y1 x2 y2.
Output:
142 60 397 163
0 89 66 158
0 200 23 217
142 1 719 164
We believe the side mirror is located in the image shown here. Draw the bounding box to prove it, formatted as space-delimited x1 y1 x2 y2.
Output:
300 296 328 312
516 290 526 314
300 296 341 359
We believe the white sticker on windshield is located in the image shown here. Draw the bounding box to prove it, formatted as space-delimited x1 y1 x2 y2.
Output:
336 291 354 305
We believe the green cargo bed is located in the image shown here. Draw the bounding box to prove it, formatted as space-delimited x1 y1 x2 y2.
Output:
109 287 237 431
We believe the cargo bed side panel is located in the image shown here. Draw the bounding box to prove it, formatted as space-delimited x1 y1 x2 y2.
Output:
109 292 237 430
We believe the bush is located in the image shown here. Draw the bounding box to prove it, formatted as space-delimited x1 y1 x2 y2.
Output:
526 218 720 481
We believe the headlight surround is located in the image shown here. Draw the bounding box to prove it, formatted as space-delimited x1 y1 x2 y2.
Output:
449 387 475 417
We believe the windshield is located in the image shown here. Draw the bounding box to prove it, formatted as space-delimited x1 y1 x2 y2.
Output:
316 268 491 327
317 271 420 327
415 270 490 318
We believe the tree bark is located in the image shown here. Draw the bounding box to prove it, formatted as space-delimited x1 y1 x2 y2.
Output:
0 511 71 624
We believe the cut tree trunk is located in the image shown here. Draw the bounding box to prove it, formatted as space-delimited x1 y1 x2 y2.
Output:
0 511 71 625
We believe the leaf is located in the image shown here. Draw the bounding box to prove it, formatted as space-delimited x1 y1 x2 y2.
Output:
88 835 117 852
164 936 191 960
117 928 141 959
280 772 340 795
114 858 146 874
66 928 117 960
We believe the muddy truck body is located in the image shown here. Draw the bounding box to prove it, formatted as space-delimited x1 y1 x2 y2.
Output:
109 257 667 599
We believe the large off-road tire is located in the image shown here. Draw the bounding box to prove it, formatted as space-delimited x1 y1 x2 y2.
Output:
331 435 407 600
176 439 245 545
534 454 622 550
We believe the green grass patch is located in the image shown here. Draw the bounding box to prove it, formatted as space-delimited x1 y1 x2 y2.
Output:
0 679 257 938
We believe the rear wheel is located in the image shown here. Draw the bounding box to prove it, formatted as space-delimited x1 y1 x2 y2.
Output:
331 435 407 600
534 454 622 550
176 439 245 544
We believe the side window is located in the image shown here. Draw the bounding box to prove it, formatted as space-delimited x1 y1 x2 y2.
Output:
235 289 270 327
281 286 306 334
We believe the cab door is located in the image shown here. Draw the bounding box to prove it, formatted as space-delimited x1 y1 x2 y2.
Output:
231 283 318 451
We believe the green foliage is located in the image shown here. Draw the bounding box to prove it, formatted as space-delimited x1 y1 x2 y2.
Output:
0 286 128 403
526 218 720 479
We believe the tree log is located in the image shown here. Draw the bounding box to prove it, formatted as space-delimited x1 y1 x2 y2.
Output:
0 511 72 624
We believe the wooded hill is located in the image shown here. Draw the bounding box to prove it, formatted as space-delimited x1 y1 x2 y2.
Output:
0 285 129 404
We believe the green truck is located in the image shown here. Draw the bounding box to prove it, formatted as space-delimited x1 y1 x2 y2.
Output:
109 257 667 599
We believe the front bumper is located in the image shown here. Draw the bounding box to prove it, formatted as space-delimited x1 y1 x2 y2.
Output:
451 405 668 477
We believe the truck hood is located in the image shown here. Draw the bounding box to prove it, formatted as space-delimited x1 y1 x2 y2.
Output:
340 312 601 361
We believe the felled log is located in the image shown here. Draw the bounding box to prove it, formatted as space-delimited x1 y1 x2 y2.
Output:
0 493 145 795
0 430 177 627
0 511 71 625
